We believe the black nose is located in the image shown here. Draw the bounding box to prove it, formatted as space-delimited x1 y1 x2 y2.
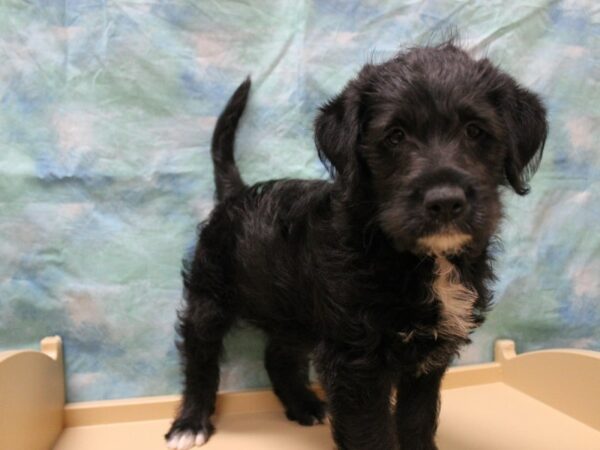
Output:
423 185 467 221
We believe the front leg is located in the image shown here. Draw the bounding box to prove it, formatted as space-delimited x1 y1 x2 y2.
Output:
316 346 399 450
395 367 446 450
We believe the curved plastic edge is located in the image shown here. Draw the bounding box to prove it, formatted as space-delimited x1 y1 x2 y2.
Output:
0 336 65 450
495 340 600 431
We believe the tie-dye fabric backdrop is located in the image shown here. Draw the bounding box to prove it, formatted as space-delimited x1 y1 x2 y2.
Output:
0 0 598 402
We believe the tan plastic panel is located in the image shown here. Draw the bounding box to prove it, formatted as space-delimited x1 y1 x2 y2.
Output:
56 414 334 450
63 395 181 427
501 348 600 430
0 336 64 450
439 382 600 450
54 383 600 450
2 337 600 450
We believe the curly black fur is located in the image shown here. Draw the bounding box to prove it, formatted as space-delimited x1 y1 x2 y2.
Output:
165 42 547 450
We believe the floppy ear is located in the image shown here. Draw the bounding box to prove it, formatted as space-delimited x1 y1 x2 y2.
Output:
314 71 369 183
502 85 548 195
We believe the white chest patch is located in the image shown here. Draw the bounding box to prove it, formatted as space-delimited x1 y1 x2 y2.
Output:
431 255 478 342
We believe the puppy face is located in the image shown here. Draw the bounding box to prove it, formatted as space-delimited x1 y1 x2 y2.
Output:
315 43 547 256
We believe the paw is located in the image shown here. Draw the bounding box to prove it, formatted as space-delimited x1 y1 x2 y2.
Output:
165 418 214 450
166 430 206 450
285 397 326 426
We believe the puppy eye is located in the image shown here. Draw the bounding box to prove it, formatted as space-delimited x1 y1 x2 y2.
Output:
385 128 405 146
466 123 483 139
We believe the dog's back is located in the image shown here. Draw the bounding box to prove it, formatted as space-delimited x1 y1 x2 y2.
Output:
226 179 333 331
205 79 341 336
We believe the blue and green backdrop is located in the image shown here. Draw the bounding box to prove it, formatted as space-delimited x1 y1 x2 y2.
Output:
0 0 598 402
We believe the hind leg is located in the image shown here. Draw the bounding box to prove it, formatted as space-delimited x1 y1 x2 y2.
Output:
165 292 233 449
264 337 326 426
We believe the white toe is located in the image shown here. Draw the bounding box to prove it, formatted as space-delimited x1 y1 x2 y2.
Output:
177 431 196 450
166 430 207 450
166 434 179 449
195 432 207 446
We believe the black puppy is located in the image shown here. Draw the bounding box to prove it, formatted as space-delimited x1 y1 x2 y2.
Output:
166 42 547 450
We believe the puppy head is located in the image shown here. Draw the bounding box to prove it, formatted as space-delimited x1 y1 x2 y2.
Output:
315 42 547 256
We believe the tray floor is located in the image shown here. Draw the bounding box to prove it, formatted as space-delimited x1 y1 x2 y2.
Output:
54 382 600 450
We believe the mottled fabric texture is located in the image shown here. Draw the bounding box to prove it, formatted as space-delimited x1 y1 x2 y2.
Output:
0 0 598 402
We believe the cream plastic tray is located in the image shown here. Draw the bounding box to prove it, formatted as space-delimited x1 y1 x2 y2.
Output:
1 337 599 450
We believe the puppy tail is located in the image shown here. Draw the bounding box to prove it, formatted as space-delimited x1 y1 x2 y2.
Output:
211 77 251 202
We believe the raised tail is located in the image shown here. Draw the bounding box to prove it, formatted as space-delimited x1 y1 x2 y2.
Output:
211 77 251 202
